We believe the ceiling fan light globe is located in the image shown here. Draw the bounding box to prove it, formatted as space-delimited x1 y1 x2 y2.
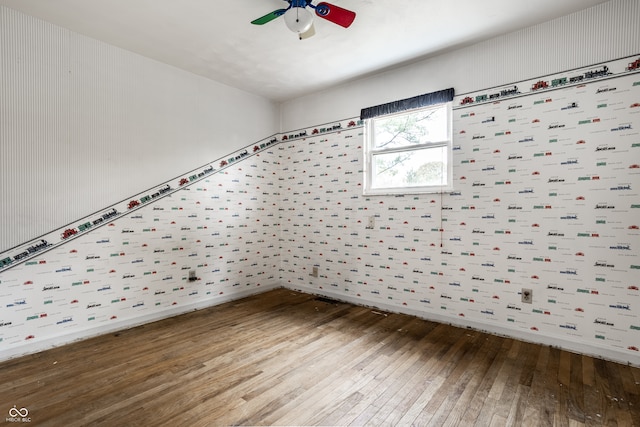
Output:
284 7 313 34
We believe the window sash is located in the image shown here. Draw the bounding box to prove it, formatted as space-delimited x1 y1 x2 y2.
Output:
370 104 449 151
370 140 449 156
363 101 453 195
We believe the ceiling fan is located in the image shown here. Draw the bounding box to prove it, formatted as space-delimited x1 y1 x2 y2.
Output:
251 0 356 40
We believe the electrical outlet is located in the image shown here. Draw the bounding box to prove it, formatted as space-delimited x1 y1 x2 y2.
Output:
188 270 197 282
367 216 375 229
521 288 532 304
311 266 319 278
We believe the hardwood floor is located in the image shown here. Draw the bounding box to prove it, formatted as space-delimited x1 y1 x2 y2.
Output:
1 288 638 426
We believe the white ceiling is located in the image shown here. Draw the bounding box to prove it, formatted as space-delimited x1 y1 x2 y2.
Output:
0 0 610 102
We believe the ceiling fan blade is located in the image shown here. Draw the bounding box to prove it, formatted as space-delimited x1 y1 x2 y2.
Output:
251 9 287 25
314 2 356 28
299 22 315 39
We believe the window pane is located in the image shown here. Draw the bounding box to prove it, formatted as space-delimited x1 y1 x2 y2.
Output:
372 146 448 188
372 105 448 149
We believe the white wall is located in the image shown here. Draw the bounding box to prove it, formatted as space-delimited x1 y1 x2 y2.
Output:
276 0 640 367
0 142 283 361
1 0 639 365
0 6 280 252
279 0 640 131
279 58 640 366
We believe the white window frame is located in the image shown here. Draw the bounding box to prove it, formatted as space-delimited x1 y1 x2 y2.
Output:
363 102 453 196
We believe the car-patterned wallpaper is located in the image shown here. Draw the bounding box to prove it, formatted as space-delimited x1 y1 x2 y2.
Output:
0 140 282 360
280 55 640 366
1 55 639 365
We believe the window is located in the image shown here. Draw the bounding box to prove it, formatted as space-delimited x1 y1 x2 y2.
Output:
363 101 453 195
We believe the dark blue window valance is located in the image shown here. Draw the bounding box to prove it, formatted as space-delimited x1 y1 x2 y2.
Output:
360 87 455 120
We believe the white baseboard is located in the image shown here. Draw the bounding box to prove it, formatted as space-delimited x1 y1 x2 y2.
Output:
286 285 640 368
6 282 637 368
0 283 280 362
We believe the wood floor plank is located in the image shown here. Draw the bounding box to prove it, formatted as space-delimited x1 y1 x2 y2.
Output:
374 323 458 426
601 354 635 427
471 338 518 424
493 341 532 421
506 383 531 426
266 338 387 424
521 344 553 426
336 339 427 425
235 310 406 423
441 334 505 426
581 355 605 427
333 328 457 426
360 326 461 426
540 346 562 426
0 288 638 426
425 333 496 426
462 337 512 426
262 311 409 419
567 352 586 424
410 332 491 425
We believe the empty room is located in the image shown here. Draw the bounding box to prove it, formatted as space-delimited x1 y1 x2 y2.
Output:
1 0 639 425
